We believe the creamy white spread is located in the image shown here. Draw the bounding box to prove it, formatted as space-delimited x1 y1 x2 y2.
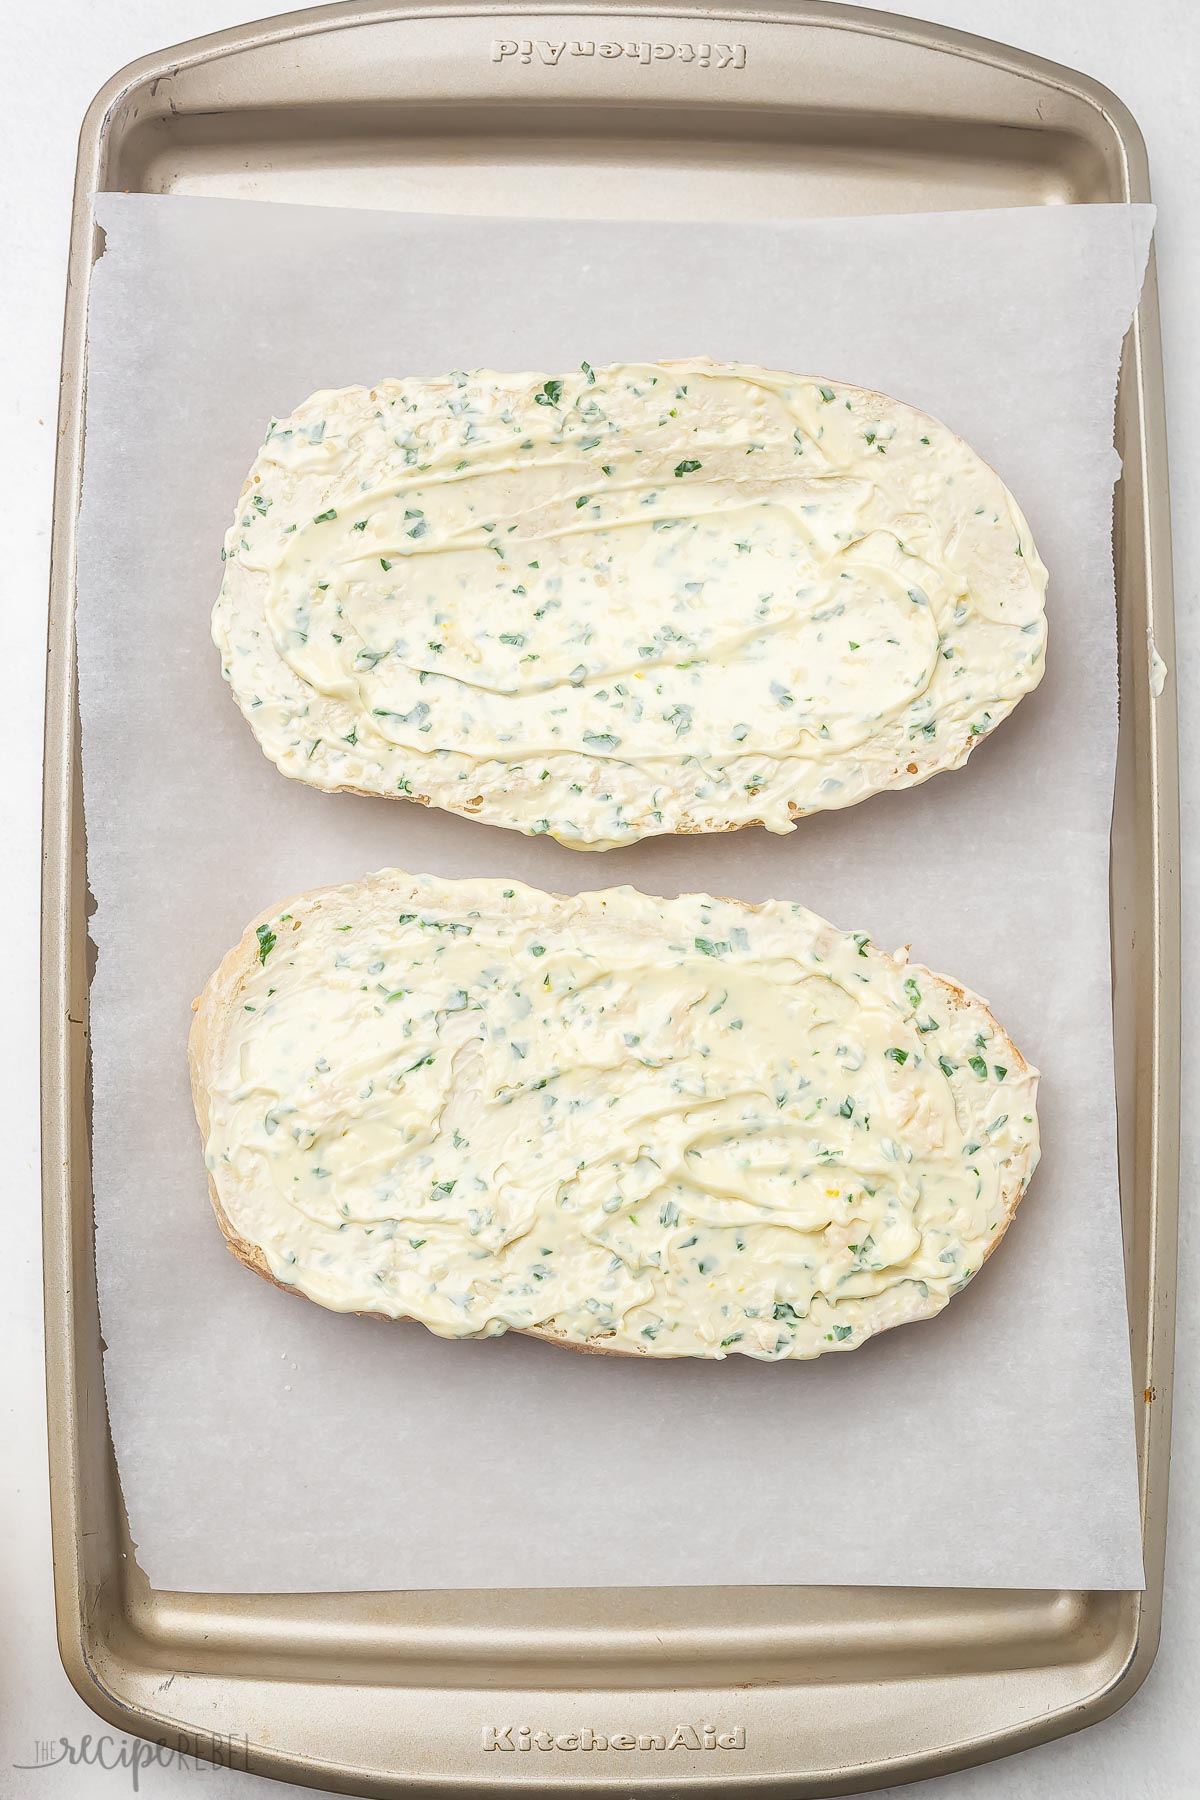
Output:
197 871 1040 1360
1148 629 1168 698
214 359 1048 849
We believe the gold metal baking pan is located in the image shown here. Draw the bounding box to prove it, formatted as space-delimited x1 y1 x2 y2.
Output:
41 3 1180 1793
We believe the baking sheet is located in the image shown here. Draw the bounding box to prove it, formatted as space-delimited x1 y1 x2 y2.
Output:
78 192 1150 1593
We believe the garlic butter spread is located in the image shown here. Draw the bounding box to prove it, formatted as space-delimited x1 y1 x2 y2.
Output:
214 359 1048 850
194 871 1040 1360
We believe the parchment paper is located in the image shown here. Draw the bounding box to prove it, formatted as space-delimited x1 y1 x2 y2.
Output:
78 193 1151 1593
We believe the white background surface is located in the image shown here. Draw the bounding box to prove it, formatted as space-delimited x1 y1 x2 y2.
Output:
80 194 1147 1597
0 0 1193 1794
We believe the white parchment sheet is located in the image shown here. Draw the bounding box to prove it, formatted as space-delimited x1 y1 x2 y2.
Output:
78 193 1151 1593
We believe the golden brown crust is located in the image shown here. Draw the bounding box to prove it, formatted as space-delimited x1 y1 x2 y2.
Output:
286 718 985 846
189 877 1035 1355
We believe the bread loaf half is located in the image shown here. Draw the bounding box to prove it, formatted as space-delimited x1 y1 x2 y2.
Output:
213 359 1047 849
190 870 1039 1361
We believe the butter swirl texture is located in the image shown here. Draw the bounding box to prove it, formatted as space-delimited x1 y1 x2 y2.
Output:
192 871 1040 1360
213 359 1048 848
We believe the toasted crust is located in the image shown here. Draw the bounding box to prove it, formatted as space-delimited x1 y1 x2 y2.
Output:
189 876 1035 1359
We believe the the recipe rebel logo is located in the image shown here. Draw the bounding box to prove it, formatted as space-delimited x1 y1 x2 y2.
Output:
481 1723 747 1753
491 39 748 68
14 1731 250 1789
